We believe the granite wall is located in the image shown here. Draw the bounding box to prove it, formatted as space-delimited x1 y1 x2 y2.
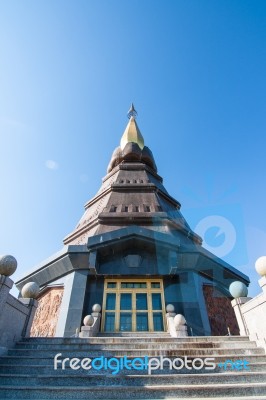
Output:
203 284 239 335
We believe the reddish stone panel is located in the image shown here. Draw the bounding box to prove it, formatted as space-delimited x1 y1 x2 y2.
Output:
203 285 239 336
30 287 64 337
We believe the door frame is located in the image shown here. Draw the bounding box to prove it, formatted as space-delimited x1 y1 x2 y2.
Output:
101 278 166 332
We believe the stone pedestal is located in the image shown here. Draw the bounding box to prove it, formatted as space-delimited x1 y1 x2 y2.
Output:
0 275 13 315
259 276 266 294
0 275 13 355
175 325 188 338
79 312 101 338
166 312 188 338
20 298 38 337
79 326 95 338
231 297 252 336
166 312 177 337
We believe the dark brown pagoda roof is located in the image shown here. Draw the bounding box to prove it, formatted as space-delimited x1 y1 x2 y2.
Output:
63 108 201 247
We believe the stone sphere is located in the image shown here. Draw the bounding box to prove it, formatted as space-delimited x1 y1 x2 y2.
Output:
92 304 101 313
21 282 40 299
83 315 94 326
174 314 186 327
0 255 17 276
255 256 266 277
229 281 248 298
166 304 175 313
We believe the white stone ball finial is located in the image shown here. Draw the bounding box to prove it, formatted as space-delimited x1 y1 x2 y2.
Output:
255 256 266 277
174 314 186 327
166 304 175 313
0 255 17 276
92 304 101 313
83 315 94 326
229 281 248 298
21 282 40 299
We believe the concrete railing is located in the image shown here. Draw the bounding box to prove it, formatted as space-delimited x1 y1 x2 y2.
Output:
231 276 266 349
0 255 39 355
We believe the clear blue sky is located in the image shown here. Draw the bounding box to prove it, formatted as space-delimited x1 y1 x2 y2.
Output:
1 0 266 297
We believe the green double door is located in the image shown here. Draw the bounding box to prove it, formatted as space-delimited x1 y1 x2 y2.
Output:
102 279 165 332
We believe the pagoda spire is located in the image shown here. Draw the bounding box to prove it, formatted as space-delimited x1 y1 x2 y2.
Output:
127 103 137 119
120 103 144 150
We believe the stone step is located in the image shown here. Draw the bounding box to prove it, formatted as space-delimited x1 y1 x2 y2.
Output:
22 335 250 343
1 362 266 375
1 336 264 399
97 332 170 337
1 354 266 366
1 382 266 399
14 340 258 350
7 347 265 358
1 371 266 386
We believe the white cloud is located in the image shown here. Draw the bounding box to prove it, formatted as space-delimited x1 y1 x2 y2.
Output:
0 116 27 129
45 160 59 170
80 174 88 183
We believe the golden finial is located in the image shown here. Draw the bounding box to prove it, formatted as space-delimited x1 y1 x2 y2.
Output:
121 103 144 150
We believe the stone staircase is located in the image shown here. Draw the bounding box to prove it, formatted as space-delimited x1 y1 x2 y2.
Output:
0 334 266 399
